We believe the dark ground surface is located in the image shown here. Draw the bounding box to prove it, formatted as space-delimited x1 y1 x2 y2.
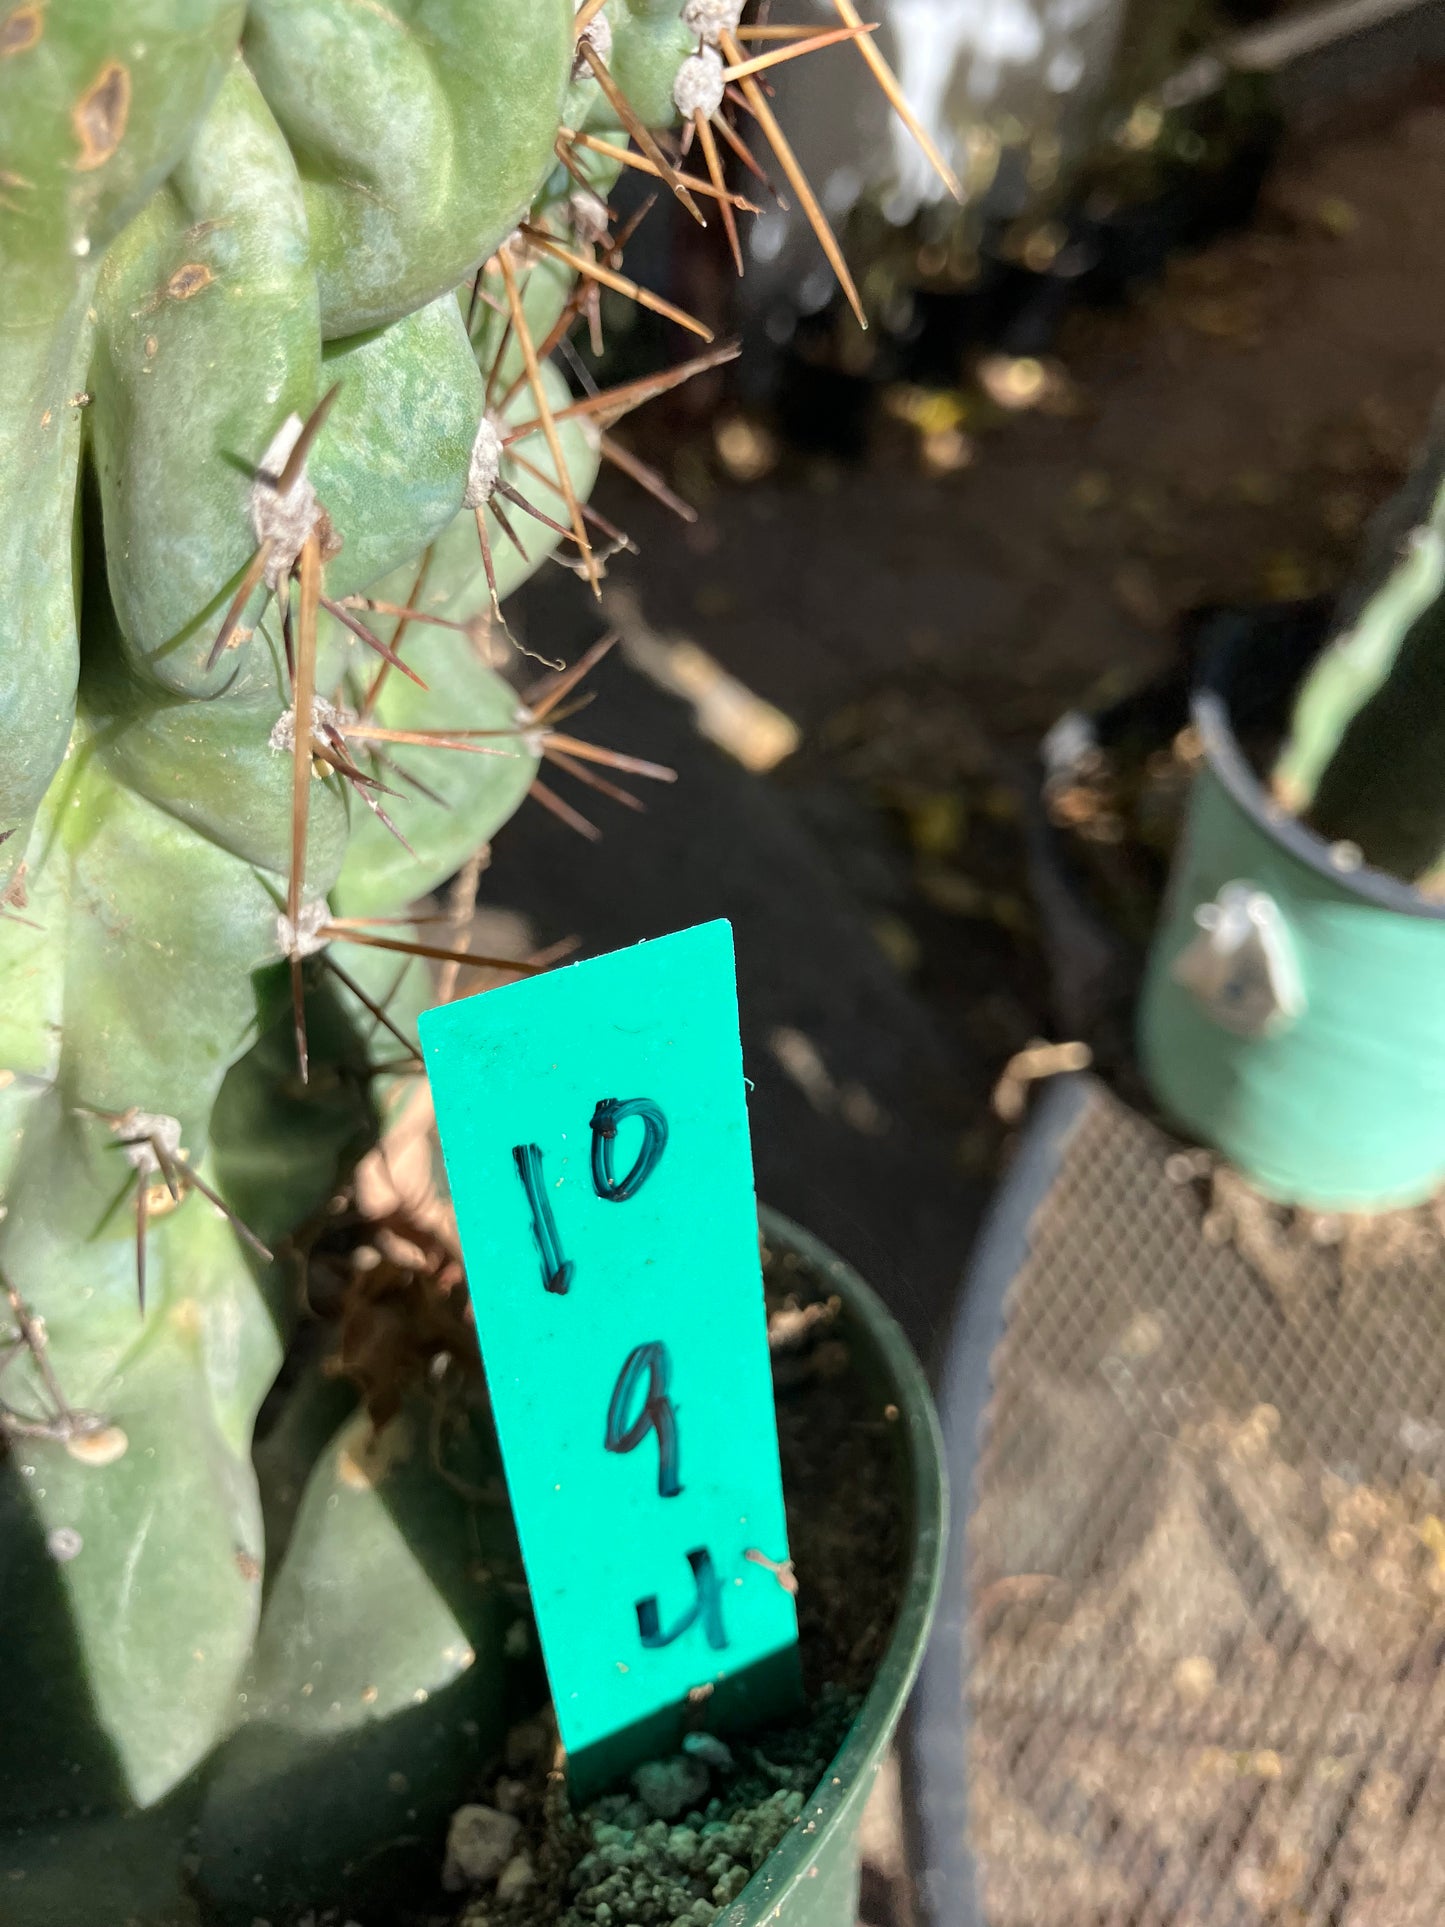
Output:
489 66 1445 1379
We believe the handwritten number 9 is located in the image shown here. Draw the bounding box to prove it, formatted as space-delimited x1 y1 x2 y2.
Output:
605 1341 681 1497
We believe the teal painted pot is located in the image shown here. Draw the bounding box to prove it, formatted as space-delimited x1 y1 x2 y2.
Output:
1140 638 1445 1210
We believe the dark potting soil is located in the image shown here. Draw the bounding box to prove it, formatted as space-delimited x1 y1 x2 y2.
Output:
449 1235 909 1927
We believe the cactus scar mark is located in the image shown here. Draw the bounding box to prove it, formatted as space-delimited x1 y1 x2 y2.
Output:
0 4 42 56
166 262 214 301
72 60 131 171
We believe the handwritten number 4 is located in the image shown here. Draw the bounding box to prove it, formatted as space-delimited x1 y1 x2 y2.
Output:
636 1549 727 1652
512 1097 668 1295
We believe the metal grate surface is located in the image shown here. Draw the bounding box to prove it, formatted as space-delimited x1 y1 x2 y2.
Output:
968 1084 1445 1927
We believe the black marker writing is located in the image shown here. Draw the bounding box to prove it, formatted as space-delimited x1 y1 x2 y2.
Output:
512 1143 574 1295
590 1097 669 1202
636 1548 728 1652
605 1341 682 1497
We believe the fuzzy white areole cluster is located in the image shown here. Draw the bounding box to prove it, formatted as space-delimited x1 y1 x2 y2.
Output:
113 1109 182 1178
569 186 610 248
673 45 724 121
572 2 612 80
496 222 549 276
681 0 743 47
249 413 328 592
464 414 506 512
269 694 353 755
276 899 330 962
511 704 550 759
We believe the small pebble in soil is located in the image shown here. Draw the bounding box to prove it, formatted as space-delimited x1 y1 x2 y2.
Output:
681 1732 734 1771
496 1852 535 1903
633 1754 711 1821
444 1805 522 1891
462 1691 862 1927
564 1785 805 1921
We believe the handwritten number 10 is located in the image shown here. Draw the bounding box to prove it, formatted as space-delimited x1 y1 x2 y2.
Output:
512 1096 668 1295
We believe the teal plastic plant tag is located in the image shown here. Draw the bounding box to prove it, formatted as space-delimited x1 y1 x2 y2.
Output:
420 920 801 1797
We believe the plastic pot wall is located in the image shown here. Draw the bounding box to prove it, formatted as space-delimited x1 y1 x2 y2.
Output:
718 1210 947 1927
1139 667 1445 1211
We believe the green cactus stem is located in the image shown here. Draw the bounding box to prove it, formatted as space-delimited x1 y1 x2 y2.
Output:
1271 421 1445 883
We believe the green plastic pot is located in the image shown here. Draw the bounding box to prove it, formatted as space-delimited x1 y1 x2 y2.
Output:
1140 634 1445 1210
717 1210 947 1927
0 1213 945 1927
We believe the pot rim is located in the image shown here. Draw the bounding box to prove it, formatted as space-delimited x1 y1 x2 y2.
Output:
1195 634 1445 921
716 1208 947 1925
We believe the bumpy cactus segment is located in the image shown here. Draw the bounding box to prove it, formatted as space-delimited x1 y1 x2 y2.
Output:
196 1394 524 1920
599 0 698 131
0 0 245 279
311 294 486 601
5 759 342 1176
81 659 349 881
360 361 602 638
333 638 539 923
0 280 92 876
241 0 574 337
0 2 249 862
0 1140 281 1818
89 56 321 699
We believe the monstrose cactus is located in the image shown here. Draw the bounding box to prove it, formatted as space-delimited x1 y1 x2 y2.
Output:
0 5 949 1922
